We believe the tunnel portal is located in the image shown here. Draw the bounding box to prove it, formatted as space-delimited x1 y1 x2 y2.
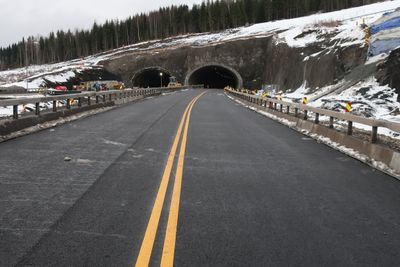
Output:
132 68 171 88
186 65 242 89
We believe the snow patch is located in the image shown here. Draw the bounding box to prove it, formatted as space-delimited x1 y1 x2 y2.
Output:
101 139 127 147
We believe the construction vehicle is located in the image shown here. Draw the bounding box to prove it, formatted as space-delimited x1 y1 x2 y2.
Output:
167 76 182 88
46 85 80 95
78 80 125 91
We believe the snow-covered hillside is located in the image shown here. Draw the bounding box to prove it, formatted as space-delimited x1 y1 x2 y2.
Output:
1 0 400 122
1 0 399 88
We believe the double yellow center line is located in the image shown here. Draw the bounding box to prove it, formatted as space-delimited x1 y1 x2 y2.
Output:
135 92 205 267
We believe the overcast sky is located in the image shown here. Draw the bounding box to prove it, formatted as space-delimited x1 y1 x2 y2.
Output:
0 0 204 47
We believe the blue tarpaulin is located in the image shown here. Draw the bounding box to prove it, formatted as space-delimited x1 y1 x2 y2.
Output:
371 17 400 35
369 39 400 56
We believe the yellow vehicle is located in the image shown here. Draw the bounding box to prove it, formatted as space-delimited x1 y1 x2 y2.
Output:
167 76 182 88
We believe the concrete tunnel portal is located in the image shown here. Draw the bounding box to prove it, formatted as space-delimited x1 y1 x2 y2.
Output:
186 64 243 89
131 64 243 89
132 67 171 88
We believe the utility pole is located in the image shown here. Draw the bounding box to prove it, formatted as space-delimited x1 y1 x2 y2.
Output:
26 66 29 91
25 40 29 91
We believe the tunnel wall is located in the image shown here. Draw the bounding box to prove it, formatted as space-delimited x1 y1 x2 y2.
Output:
185 63 243 88
103 36 368 91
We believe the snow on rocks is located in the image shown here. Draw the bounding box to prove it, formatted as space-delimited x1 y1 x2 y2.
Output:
282 76 400 138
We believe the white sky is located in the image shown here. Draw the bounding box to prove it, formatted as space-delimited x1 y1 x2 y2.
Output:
0 0 204 48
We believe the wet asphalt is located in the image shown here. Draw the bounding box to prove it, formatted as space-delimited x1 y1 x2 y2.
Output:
1 89 400 266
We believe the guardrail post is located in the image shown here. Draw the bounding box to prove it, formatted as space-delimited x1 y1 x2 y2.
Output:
66 99 71 109
274 103 277 110
53 100 57 112
286 106 290 114
371 126 378 143
315 113 320 124
88 97 91 106
13 105 18 119
295 108 298 117
103 95 106 103
78 97 82 107
304 110 308 120
96 95 99 104
109 94 112 102
347 121 353 135
280 104 283 112
35 102 40 115
329 117 334 129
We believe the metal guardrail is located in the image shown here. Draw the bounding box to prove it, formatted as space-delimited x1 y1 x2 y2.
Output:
226 88 400 144
0 85 204 121
0 88 167 121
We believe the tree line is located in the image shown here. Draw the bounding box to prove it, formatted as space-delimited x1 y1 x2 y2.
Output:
0 0 380 70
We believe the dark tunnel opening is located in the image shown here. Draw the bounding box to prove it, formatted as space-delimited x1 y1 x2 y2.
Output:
187 65 241 89
132 68 171 88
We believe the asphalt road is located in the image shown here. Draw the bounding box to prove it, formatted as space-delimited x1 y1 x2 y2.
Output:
1 89 400 266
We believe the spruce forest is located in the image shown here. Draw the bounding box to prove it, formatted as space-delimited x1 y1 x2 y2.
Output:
0 0 380 70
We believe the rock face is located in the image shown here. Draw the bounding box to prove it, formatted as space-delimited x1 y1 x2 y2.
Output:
102 35 369 91
376 48 400 101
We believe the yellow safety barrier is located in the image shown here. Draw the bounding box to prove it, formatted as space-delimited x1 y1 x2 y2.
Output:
345 102 352 113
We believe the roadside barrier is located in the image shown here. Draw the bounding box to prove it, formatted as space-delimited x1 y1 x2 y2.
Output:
225 88 400 144
1 88 158 120
0 86 203 136
0 85 203 121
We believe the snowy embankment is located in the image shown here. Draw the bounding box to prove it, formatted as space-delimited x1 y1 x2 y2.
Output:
1 0 399 89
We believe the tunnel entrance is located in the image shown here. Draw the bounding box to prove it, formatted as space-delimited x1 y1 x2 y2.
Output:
186 64 242 89
132 68 171 88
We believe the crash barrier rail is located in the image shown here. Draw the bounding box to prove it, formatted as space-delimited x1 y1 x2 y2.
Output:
0 85 204 121
225 88 400 144
0 88 159 120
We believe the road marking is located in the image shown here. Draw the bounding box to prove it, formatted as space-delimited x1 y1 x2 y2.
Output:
135 92 205 267
161 92 205 266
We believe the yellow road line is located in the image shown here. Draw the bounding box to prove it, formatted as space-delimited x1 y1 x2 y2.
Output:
161 92 206 267
135 92 204 267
